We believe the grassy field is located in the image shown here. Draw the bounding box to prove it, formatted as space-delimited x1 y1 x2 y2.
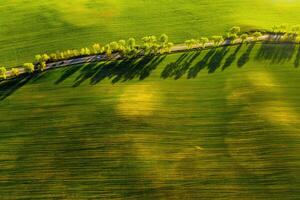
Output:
2 0 300 66
0 43 300 199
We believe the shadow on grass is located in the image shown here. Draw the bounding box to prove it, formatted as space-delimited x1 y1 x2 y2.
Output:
294 46 300 68
71 55 166 87
0 74 32 101
222 44 242 71
207 46 229 73
161 52 201 79
55 64 83 85
255 42 296 64
161 46 230 79
187 49 216 79
237 43 255 68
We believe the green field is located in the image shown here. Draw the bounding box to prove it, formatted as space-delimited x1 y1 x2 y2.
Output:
1 43 300 199
2 0 300 66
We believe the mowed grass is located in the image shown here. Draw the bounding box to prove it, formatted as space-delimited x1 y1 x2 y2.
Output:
0 43 300 199
2 0 300 66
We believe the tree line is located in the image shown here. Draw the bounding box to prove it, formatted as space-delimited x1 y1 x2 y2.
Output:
1 24 300 80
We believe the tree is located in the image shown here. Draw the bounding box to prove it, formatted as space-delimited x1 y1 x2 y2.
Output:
118 40 126 47
185 40 192 49
149 36 157 44
11 68 19 77
117 40 126 54
42 54 50 62
37 61 47 71
165 42 174 53
23 63 35 73
226 33 238 42
73 49 79 57
80 48 91 56
291 25 300 34
128 38 136 49
240 33 248 42
143 43 151 54
295 36 300 43
230 26 241 34
185 39 197 49
50 53 58 61
272 25 279 33
153 43 161 54
279 24 288 33
159 34 169 46
0 67 7 79
199 37 209 47
35 54 42 63
92 43 101 54
104 45 112 57
252 31 262 40
109 42 119 51
211 36 224 46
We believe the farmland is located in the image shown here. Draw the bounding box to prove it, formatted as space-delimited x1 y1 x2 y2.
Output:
1 0 300 199
0 43 300 199
1 0 300 66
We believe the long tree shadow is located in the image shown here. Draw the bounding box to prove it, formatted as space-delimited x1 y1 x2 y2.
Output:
237 43 255 68
161 52 201 79
55 64 83 85
207 46 229 73
110 55 166 84
222 44 242 71
294 46 300 68
69 55 166 87
72 63 105 87
255 43 296 64
161 53 190 79
187 49 216 79
0 74 33 101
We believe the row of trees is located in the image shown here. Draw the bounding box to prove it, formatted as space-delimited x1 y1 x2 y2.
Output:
1 25 300 81
270 24 300 43
184 26 263 49
0 34 174 80
0 63 35 80
271 24 300 35
34 34 173 66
